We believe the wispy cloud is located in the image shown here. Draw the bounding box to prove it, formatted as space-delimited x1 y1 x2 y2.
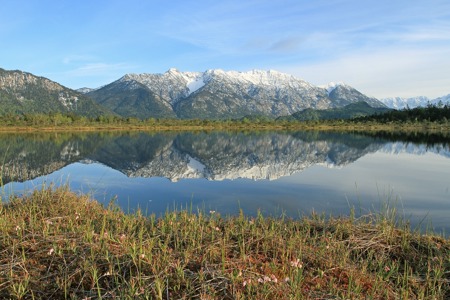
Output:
67 63 133 77
268 37 304 53
2 0 449 96
62 55 97 65
45 62 136 89
283 46 450 99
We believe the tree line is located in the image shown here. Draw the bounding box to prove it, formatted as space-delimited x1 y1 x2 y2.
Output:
0 103 449 127
353 102 450 124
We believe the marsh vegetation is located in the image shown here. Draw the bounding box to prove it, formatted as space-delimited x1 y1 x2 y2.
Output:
0 187 448 299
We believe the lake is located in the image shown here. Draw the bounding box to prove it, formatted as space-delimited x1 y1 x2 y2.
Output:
1 130 449 235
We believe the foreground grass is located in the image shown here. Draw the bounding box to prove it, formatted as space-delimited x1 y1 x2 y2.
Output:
0 188 449 299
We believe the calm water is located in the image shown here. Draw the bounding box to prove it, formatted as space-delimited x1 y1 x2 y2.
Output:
1 131 449 234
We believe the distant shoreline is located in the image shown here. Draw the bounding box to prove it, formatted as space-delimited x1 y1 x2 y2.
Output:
1 120 450 134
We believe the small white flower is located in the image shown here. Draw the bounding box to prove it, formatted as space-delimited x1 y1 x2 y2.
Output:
270 274 278 283
290 258 302 268
48 248 54 255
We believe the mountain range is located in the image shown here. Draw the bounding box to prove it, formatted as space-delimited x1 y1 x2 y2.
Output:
1 66 448 119
379 95 450 110
85 68 386 119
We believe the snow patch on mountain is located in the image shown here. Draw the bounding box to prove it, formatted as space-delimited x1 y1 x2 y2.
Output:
218 69 305 87
379 96 430 109
380 94 450 109
185 76 205 94
76 87 96 94
322 82 349 95
432 94 450 106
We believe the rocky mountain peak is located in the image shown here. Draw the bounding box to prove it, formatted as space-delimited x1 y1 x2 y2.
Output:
0 68 110 116
322 82 351 95
86 68 387 119
0 69 62 92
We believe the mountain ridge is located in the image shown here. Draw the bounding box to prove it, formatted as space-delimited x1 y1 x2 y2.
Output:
280 101 392 121
0 68 111 117
87 68 386 119
380 95 450 109
6 66 449 120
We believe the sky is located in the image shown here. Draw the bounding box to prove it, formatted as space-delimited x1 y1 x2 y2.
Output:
1 0 449 99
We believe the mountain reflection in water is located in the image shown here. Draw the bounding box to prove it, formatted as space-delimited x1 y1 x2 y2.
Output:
0 131 422 183
1 131 449 235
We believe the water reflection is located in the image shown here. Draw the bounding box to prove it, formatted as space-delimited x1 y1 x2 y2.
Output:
0 131 418 183
1 131 449 234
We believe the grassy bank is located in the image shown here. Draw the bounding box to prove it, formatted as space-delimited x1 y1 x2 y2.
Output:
1 119 450 134
0 187 449 299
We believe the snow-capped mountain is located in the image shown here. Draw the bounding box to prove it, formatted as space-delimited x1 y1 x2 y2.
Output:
324 82 384 108
433 94 450 106
380 94 450 109
119 68 206 106
87 69 386 119
379 96 430 109
76 87 96 94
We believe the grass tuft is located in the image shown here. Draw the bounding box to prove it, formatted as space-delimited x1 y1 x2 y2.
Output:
0 187 448 299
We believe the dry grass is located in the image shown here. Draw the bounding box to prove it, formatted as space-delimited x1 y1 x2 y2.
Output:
0 187 449 299
1 119 450 134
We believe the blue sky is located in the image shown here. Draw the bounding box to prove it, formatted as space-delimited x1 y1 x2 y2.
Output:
1 0 449 98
